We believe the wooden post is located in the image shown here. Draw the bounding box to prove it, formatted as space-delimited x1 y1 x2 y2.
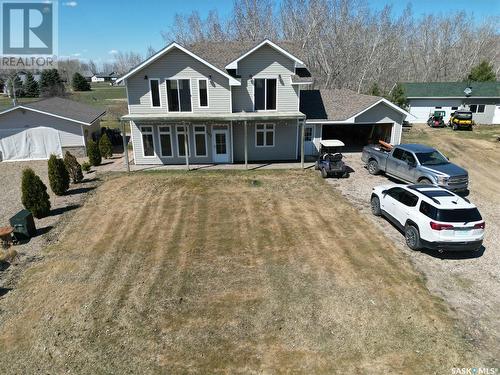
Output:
121 121 130 173
183 122 189 170
244 120 248 169
300 119 305 169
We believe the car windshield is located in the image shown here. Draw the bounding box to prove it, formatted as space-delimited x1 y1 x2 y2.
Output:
455 112 472 120
415 151 448 166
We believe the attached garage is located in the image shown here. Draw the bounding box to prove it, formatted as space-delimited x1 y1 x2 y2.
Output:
300 89 410 154
0 97 105 162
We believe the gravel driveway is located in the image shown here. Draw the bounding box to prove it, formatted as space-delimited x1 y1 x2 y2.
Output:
0 160 99 292
324 152 499 363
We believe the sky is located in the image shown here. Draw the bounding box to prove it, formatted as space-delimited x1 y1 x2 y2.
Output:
58 0 500 66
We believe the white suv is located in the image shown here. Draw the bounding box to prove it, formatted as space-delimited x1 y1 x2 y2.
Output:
370 184 485 252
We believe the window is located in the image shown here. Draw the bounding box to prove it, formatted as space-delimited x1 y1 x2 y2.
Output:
304 127 313 142
392 148 404 160
469 104 485 113
415 151 448 166
386 187 404 201
194 125 207 157
141 126 155 157
159 126 172 157
451 106 458 110
419 202 482 222
401 151 416 164
254 78 277 111
176 125 190 157
150 79 161 107
256 123 274 147
399 191 419 207
198 79 208 107
166 79 191 112
435 106 442 109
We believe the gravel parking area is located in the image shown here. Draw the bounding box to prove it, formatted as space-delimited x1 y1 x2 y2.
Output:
325 152 499 363
0 160 100 292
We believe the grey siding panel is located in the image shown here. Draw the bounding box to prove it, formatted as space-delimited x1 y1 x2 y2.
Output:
464 99 497 124
233 45 299 113
354 102 405 124
233 120 298 162
127 48 231 115
0 108 84 147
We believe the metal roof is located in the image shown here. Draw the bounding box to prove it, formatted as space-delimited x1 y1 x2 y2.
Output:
401 81 500 98
121 111 305 122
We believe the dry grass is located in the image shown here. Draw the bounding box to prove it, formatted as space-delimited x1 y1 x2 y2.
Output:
0 171 477 373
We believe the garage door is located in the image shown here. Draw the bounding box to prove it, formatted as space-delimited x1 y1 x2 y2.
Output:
322 123 393 150
0 127 62 161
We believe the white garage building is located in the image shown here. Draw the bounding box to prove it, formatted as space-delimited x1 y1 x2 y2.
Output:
0 97 105 162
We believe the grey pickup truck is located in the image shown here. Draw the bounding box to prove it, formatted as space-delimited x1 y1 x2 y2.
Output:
361 143 469 192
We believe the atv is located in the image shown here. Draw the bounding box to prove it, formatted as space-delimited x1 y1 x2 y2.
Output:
448 110 474 131
427 110 446 128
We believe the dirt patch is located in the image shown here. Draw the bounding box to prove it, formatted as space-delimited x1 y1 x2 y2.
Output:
326 124 500 365
0 171 480 373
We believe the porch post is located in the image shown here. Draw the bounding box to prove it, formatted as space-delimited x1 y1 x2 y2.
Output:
244 120 248 169
183 122 189 170
121 120 130 173
300 119 305 169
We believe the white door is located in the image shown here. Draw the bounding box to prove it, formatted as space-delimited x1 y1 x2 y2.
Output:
492 105 500 124
212 129 230 163
304 125 315 155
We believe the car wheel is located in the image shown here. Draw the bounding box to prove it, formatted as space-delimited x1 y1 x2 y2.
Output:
342 171 349 178
453 125 458 131
321 168 328 178
404 224 421 250
419 178 432 185
367 160 379 175
370 196 381 216
314 161 320 170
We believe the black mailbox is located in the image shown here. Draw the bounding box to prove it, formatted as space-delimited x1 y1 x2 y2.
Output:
9 209 37 239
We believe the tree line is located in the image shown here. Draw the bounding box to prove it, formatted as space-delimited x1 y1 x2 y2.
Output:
162 0 499 94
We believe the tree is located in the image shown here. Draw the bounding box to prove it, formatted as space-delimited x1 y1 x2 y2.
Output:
39 69 65 97
63 151 84 183
368 82 382 96
21 168 51 218
467 61 496 82
72 72 91 91
389 83 408 109
87 139 101 166
6 74 24 98
23 72 40 97
98 133 113 159
48 154 70 195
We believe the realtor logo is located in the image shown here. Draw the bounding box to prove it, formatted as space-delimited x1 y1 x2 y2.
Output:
1 0 58 69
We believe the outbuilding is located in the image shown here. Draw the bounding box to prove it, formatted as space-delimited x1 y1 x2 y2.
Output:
0 97 105 162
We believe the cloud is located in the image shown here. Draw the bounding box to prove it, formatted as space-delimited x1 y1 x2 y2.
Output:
72 53 81 57
108 49 118 55
62 1 78 7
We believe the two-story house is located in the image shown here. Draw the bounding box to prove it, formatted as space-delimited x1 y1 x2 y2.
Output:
117 39 410 165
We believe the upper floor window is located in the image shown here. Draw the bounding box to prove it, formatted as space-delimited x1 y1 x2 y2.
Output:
167 79 191 112
150 79 161 107
198 79 208 108
254 78 277 111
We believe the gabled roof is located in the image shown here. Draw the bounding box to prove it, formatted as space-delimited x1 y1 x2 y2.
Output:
300 89 410 122
0 97 106 125
115 42 240 86
224 39 305 69
401 81 500 98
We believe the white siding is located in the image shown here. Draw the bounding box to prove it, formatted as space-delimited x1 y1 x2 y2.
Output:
127 48 231 115
232 44 299 113
0 108 85 147
408 99 463 123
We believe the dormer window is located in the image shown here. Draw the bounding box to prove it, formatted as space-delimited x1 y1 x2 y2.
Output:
254 78 277 111
166 79 192 112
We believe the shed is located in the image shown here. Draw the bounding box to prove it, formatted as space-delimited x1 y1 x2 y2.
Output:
0 97 106 161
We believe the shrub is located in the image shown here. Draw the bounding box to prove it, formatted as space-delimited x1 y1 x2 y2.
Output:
48 154 70 195
21 168 51 218
71 72 91 91
87 139 101 166
98 133 113 159
63 151 83 183
81 162 91 173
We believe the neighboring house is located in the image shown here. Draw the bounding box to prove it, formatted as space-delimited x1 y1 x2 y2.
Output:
402 81 500 124
0 97 105 161
91 72 119 83
116 39 409 165
81 70 94 82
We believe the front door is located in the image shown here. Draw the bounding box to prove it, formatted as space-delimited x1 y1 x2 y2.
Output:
213 129 230 163
304 125 315 155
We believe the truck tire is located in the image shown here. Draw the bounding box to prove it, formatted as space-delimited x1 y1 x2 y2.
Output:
321 167 328 178
404 224 421 250
371 196 381 216
419 178 432 185
367 160 380 175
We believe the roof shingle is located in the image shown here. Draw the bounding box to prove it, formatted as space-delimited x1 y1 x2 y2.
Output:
24 97 106 124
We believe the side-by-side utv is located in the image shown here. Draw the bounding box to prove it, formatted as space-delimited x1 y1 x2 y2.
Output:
448 110 474 131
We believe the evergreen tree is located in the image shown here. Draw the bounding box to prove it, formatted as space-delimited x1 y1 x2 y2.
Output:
72 72 91 91
63 151 84 183
98 133 113 159
23 72 40 97
48 154 70 195
87 139 102 166
368 82 382 96
21 168 51 218
39 69 65 97
389 83 408 109
467 61 496 82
